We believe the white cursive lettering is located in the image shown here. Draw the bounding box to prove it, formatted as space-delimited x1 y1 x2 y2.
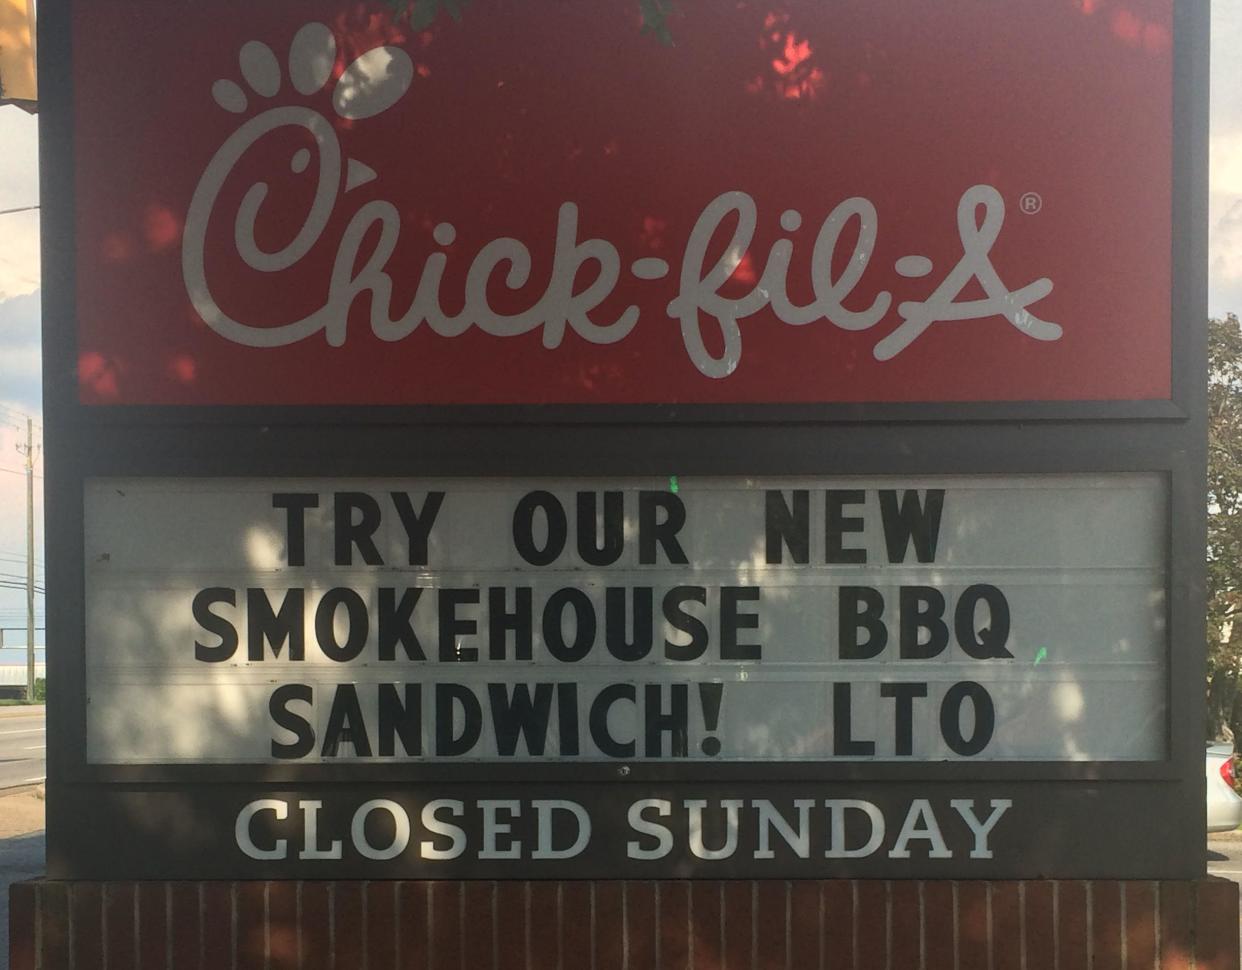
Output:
181 108 1060 376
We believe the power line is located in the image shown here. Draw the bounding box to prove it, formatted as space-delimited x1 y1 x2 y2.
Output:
0 413 40 429
0 404 42 429
0 205 38 217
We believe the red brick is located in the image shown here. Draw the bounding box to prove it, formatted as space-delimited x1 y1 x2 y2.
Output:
332 882 365 970
1057 881 1089 970
821 880 854 969
236 881 265 970
1123 882 1157 970
855 881 887 970
990 882 1021 970
956 881 988 970
47 879 1242 970
721 881 753 970
689 881 724 970
593 881 623 970
1091 881 1123 970
169 883 203 970
365 881 398 970
429 881 463 970
889 881 920 970
462 881 496 970
527 881 559 970
787 882 819 970
299 881 331 970
495 880 528 970
561 881 592 969
1159 882 1194 970
754 881 786 970
923 881 954 970
1195 879 1241 970
660 881 691 970
397 882 431 970
70 882 104 970
8 882 34 970
140 883 169 970
268 882 300 970
626 881 658 970
1022 882 1055 970
42 883 70 970
105 882 138 970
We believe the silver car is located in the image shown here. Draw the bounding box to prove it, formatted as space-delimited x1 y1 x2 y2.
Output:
1207 742 1242 833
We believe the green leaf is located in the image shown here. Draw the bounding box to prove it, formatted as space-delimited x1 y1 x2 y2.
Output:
1205 313 1242 737
381 0 411 22
377 0 673 43
408 0 441 29
638 0 677 46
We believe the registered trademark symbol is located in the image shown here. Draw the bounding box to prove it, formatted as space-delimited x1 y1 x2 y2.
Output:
1019 191 1043 215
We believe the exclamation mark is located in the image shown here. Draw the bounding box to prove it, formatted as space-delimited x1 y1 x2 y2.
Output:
699 682 723 756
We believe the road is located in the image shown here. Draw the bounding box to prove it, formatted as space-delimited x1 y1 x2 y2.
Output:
1209 836 1242 886
0 707 44 791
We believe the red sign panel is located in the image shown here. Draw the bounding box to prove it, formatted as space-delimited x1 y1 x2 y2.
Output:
72 0 1174 406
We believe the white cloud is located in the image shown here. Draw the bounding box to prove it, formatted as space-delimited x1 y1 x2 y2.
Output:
0 208 38 299
0 108 39 300
1213 133 1242 199
0 290 40 415
1209 1 1242 315
1211 195 1242 285
0 109 37 208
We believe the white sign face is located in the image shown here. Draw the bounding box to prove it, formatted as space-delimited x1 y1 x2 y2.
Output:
83 474 1166 765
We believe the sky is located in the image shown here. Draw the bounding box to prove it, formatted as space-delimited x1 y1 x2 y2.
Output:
1210 5 1242 316
0 5 1239 651
0 105 40 650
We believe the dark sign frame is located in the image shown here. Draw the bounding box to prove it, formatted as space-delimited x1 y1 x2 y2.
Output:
38 0 1209 880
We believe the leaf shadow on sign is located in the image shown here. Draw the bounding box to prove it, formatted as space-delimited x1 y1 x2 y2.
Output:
1070 0 1171 54
743 9 831 102
82 479 1157 770
85 478 1167 771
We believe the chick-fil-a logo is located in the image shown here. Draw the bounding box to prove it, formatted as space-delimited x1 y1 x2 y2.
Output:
182 22 1063 379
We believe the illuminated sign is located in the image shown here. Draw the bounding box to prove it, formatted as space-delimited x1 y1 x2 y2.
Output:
72 0 1173 405
86 475 1166 767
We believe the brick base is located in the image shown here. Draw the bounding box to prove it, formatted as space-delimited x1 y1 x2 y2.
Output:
9 879 1239 969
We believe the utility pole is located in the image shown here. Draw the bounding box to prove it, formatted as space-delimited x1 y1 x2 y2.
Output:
21 417 34 702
